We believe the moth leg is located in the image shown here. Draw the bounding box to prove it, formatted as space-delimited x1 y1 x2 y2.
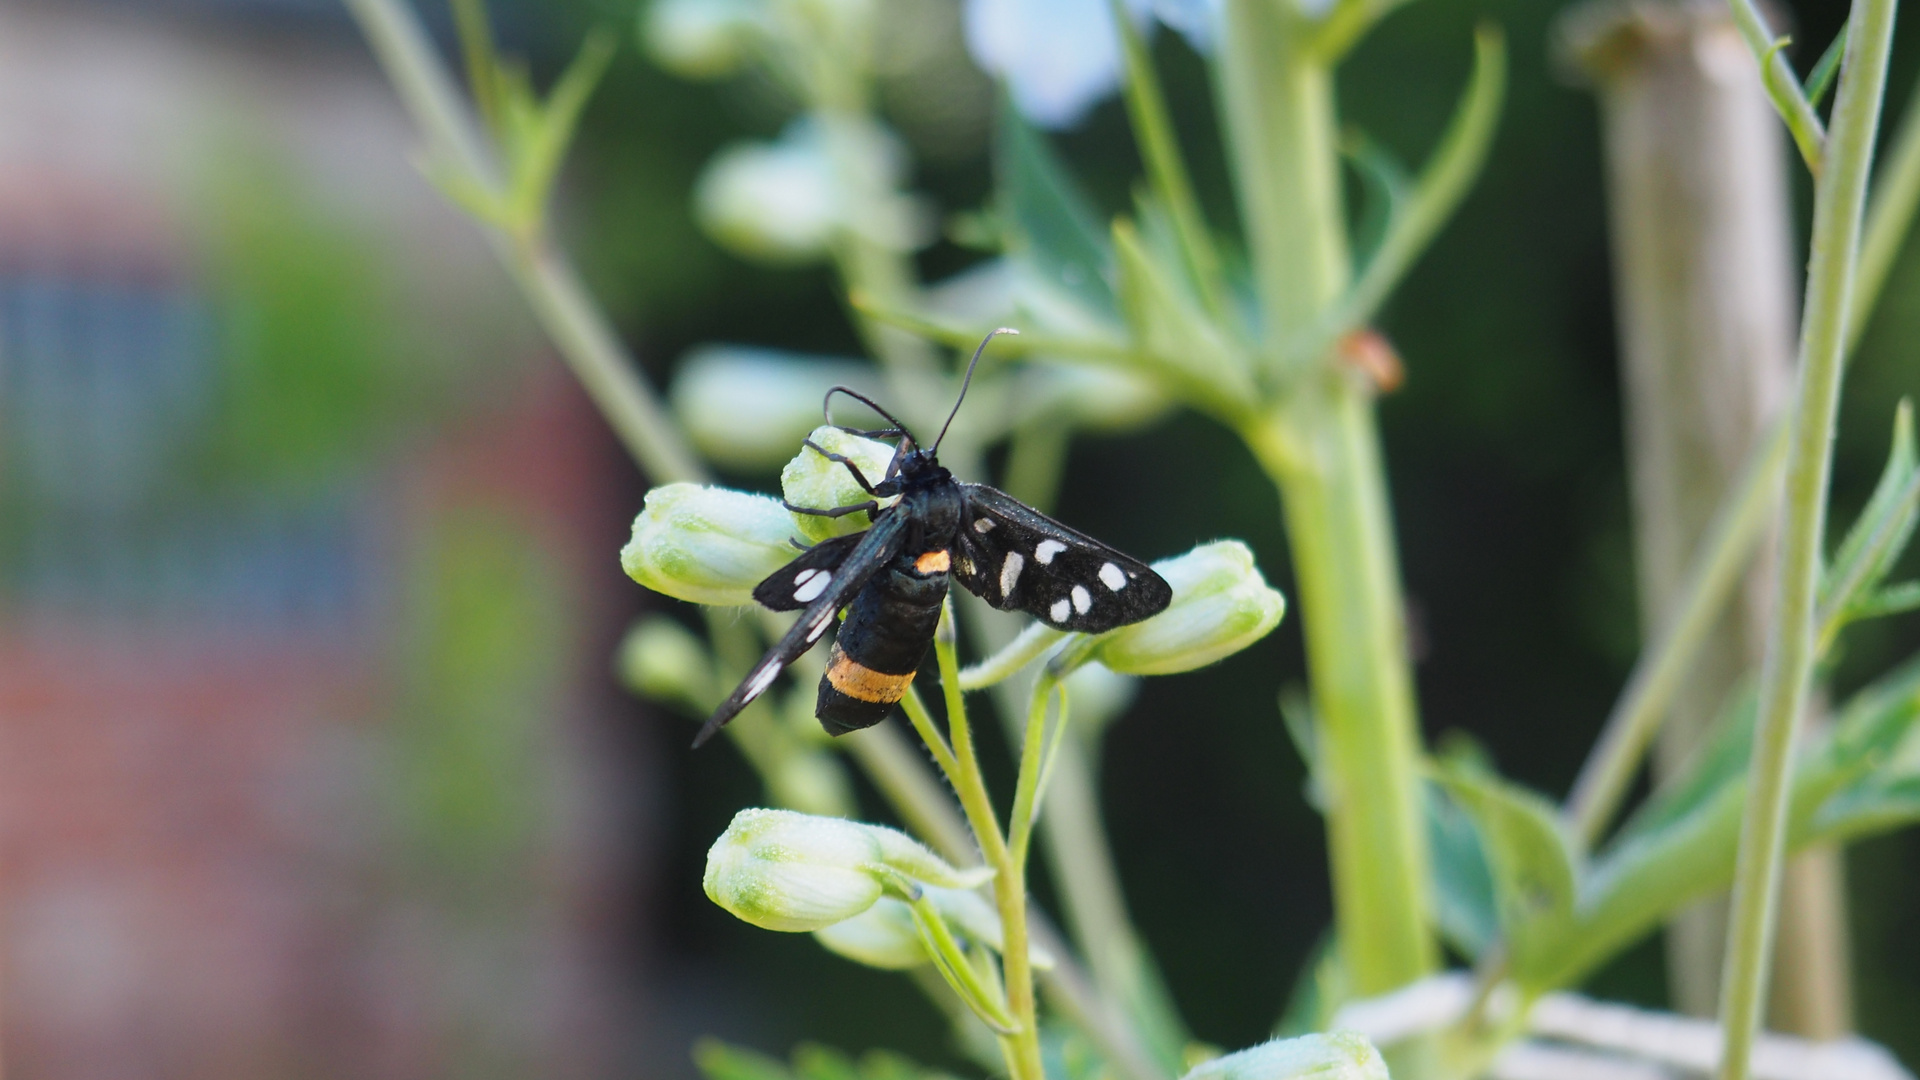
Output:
784 499 881 519
803 438 880 494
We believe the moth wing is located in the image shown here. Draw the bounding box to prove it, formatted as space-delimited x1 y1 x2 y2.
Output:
953 484 1172 634
753 531 868 611
693 515 906 748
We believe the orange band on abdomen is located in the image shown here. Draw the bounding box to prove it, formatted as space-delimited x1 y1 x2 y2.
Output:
912 549 951 575
827 647 917 703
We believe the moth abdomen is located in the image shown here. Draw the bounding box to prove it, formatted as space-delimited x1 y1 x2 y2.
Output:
815 550 951 734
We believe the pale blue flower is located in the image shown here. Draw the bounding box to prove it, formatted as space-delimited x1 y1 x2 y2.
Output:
963 0 1153 129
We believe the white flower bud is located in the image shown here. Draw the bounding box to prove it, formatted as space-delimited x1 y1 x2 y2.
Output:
695 118 932 266
617 615 714 705
1089 541 1285 675
781 426 900 543
622 484 798 606
704 809 992 932
1181 1033 1387 1080
640 0 765 79
696 129 841 264
671 346 879 471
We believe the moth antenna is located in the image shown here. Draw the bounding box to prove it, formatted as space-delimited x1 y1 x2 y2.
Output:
932 327 1018 455
823 386 916 443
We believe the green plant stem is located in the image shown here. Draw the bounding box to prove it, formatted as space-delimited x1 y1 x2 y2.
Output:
1221 0 1434 994
933 609 1044 1080
1723 0 1828 172
1247 396 1436 994
344 0 706 485
1566 424 1786 846
1716 0 1898 1073
1561 30 1920 850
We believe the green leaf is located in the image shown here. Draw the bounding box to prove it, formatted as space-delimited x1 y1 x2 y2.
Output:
1807 21 1850 109
793 1045 863 1080
1431 762 1579 985
1298 24 1506 363
1611 683 1757 850
508 28 618 232
1111 219 1257 420
694 1039 796 1080
996 102 1118 319
1426 781 1498 959
1341 128 1411 273
1821 400 1920 643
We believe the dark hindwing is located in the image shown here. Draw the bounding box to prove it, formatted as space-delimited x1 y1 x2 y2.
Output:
952 484 1172 634
692 516 907 748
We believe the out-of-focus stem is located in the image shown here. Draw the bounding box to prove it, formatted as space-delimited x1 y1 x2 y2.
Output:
1220 0 1435 995
345 0 705 485
1715 0 1898 1073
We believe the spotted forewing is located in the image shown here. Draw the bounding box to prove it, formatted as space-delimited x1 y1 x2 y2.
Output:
952 484 1171 634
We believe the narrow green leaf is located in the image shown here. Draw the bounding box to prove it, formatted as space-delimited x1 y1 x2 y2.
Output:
1111 219 1257 420
1298 25 1506 364
1849 579 1920 620
511 28 618 232
695 1039 797 1080
1820 400 1920 644
1807 21 1850 110
793 1045 863 1080
996 102 1118 318
1341 129 1411 273
1610 684 1757 850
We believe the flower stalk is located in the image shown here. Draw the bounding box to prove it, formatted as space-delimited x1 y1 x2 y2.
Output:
1715 0 1900 1073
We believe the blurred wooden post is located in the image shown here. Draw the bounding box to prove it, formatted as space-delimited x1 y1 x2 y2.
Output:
1559 0 1852 1036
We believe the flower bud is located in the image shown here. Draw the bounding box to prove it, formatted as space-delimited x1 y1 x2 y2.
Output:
1088 541 1285 675
622 484 798 606
813 896 926 969
813 886 1052 970
616 615 714 705
781 426 900 543
640 0 765 79
1181 1033 1387 1080
704 809 992 933
696 127 840 264
671 346 880 471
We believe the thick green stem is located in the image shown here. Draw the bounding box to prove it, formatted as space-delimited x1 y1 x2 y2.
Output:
1247 393 1436 994
1716 0 1898 1073
1220 0 1433 994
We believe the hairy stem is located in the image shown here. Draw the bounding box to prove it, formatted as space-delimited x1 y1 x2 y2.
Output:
1716 0 1898 1073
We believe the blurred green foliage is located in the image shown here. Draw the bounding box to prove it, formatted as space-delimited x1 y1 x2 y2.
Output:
507 0 1920 1068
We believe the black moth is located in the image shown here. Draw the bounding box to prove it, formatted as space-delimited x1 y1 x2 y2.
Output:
692 329 1173 749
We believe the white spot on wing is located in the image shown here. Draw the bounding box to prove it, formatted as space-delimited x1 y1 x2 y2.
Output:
794 568 820 585
1035 540 1067 565
1071 585 1092 614
974 518 995 533
1000 552 1025 597
794 570 832 603
743 662 782 703
1050 598 1072 623
1099 562 1126 591
807 616 832 642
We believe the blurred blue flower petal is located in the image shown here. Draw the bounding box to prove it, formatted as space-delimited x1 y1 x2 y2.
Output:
963 0 1153 129
1152 0 1221 52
